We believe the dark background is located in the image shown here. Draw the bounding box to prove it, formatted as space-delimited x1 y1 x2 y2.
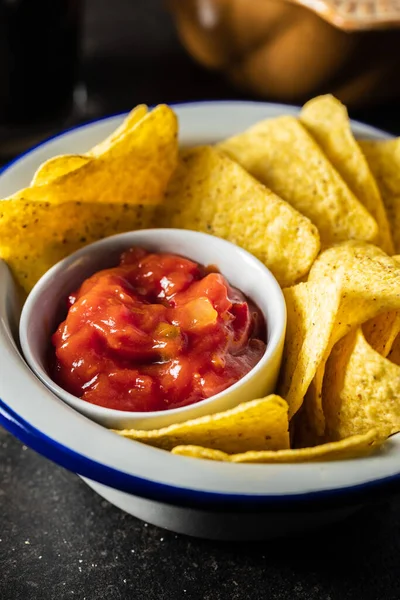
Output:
2 1 400 598
81 0 400 134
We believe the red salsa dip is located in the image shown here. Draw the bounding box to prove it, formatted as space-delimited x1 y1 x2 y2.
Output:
51 248 266 412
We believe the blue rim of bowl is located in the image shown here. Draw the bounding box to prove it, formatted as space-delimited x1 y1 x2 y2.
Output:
1 102 398 510
1 393 400 511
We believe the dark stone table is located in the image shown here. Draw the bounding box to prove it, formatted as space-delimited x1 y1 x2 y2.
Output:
2 426 400 600
2 1 400 598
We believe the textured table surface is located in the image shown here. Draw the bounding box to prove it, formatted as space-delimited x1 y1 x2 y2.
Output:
2 426 400 600
2 1 400 599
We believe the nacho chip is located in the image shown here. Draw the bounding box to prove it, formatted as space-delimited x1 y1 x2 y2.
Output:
307 242 400 309
31 106 150 187
281 243 400 431
172 446 230 461
388 335 400 366
0 199 157 292
278 279 342 419
363 311 400 358
301 242 400 436
164 146 320 287
7 104 178 206
32 155 91 186
387 263 400 365
171 429 383 462
323 328 400 440
31 105 149 186
301 95 393 254
218 116 378 246
115 395 290 454
359 138 400 253
88 104 148 157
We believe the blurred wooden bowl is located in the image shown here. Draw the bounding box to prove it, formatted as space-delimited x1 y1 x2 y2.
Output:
168 0 400 107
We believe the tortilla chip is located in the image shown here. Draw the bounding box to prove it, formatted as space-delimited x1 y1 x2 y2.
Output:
172 446 231 461
6 104 178 206
171 429 383 462
301 95 393 254
307 242 400 313
363 311 400 358
31 105 149 186
360 139 400 253
323 328 400 440
0 199 157 292
218 116 378 246
164 146 320 287
88 104 148 157
32 155 91 186
277 279 342 419
385 268 400 362
114 395 290 454
388 335 400 366
302 242 400 436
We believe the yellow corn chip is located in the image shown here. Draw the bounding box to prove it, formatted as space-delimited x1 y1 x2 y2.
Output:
32 155 91 186
31 105 149 186
6 104 178 206
388 335 400 365
360 138 400 253
88 104 148 157
278 279 342 419
0 199 157 292
114 395 290 454
165 146 320 287
290 402 324 449
218 116 378 246
302 242 400 436
363 311 400 358
172 446 230 461
387 262 400 361
301 95 393 254
323 328 400 440
171 429 383 462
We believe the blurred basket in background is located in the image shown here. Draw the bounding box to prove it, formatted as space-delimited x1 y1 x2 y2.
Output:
168 0 400 107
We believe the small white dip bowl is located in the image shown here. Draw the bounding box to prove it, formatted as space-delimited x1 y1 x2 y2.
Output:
19 228 287 430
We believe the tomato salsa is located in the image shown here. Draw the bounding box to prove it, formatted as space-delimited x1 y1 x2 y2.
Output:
51 248 266 412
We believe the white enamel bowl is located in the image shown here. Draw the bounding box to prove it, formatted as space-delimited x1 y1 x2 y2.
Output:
1 101 400 541
19 228 286 430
